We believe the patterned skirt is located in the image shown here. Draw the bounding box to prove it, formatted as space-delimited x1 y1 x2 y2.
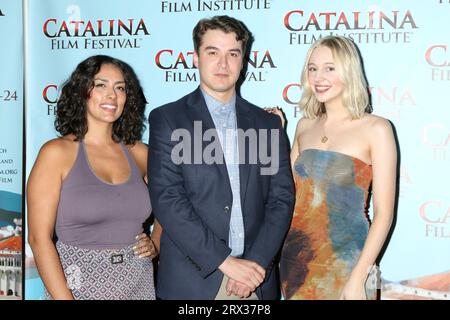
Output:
44 241 155 300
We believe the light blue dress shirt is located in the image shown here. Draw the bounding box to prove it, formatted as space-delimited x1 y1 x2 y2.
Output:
201 88 245 257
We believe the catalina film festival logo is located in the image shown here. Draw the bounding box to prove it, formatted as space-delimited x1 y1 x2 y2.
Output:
421 123 449 161
155 49 276 83
368 85 416 120
420 201 450 239
42 5 150 50
284 7 418 45
42 84 58 116
425 44 450 81
281 83 417 121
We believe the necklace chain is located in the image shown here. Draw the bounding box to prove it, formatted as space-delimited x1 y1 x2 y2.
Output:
321 116 328 143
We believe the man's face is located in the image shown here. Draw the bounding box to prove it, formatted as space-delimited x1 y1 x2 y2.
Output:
194 29 244 102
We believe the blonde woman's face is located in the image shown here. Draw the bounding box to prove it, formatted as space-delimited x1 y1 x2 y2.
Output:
307 46 344 106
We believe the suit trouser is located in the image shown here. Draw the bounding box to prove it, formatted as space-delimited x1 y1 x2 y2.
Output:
215 275 259 300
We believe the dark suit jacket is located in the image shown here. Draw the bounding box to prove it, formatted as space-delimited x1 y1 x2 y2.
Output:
148 87 294 299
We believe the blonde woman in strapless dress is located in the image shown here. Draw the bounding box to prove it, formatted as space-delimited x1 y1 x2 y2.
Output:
270 36 397 300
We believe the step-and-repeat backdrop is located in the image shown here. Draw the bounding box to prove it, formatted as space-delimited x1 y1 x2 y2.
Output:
4 0 448 299
0 0 23 300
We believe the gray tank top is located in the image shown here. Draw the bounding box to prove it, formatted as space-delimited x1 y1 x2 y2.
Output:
55 140 152 249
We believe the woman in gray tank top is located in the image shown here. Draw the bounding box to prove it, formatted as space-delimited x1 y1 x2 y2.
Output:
27 55 161 300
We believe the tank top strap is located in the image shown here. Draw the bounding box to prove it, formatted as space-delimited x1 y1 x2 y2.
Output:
79 139 88 163
120 142 142 179
60 140 97 189
78 139 105 183
79 139 95 174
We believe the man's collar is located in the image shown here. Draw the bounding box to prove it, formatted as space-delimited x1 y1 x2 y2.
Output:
200 87 236 113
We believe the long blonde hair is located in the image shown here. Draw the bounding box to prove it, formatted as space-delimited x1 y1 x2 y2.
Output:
299 36 370 119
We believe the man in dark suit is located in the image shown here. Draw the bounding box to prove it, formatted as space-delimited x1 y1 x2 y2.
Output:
148 15 294 300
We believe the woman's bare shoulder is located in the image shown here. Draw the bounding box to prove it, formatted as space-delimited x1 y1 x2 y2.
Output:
127 141 148 174
127 141 148 158
362 114 393 132
359 114 394 145
35 136 79 171
39 136 77 156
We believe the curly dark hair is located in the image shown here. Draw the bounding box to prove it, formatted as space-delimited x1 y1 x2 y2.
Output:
55 55 147 145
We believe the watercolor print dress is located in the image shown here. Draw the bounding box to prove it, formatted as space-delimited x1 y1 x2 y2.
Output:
280 149 376 300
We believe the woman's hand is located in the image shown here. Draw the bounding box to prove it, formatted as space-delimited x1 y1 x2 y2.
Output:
133 233 158 259
264 106 286 129
339 276 367 300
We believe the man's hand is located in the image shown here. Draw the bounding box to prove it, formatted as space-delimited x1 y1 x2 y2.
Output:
218 256 265 291
226 278 253 298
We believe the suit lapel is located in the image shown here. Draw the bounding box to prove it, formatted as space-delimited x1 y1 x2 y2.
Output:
236 96 253 206
186 88 216 131
186 87 230 184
